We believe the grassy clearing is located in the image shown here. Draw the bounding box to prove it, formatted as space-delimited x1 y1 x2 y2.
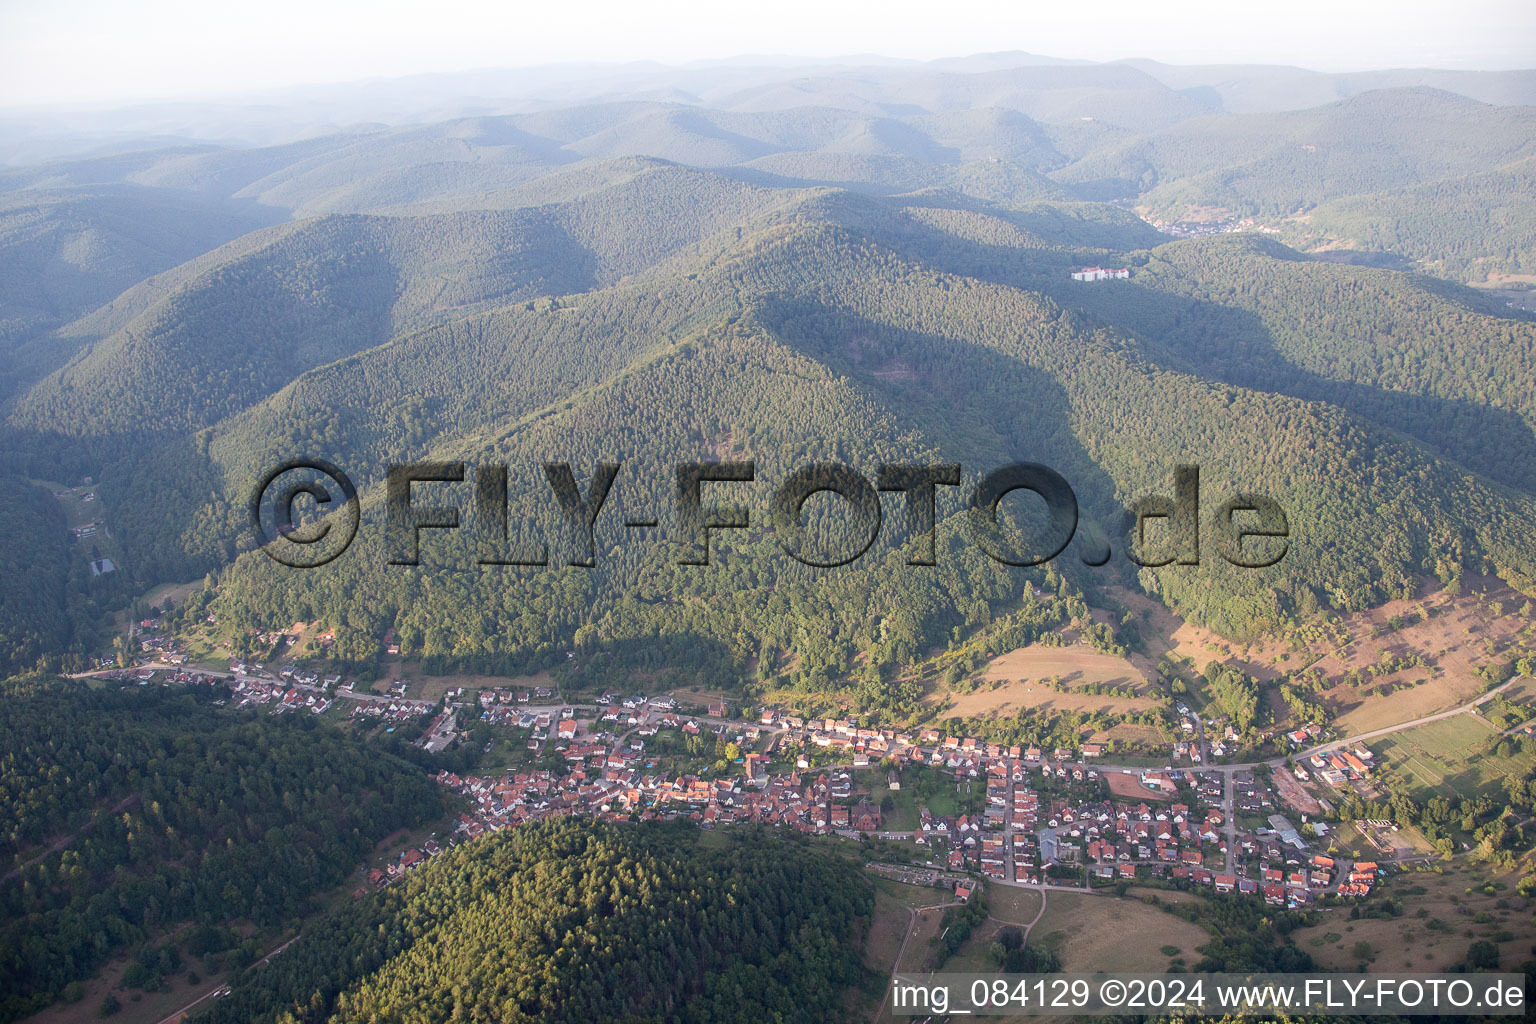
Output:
695 829 732 850
862 892 911 974
984 886 1044 927
1502 676 1536 703
976 644 1151 691
897 907 948 972
934 644 1159 720
1143 579 1535 737
403 668 557 701
1291 862 1536 971
944 917 1012 972
872 877 955 909
865 772 919 832
666 687 731 710
1089 722 1172 747
140 579 200 611
1032 893 1210 972
1126 885 1205 906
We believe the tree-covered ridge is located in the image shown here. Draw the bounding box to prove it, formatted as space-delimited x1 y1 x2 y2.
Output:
0 84 1532 676
199 819 873 1024
6 163 803 442
0 184 277 364
1074 89 1536 215
1061 233 1536 493
1285 156 1536 282
208 306 1079 688
45 181 1521 689
0 676 447 1022
10 82 1526 228
0 480 75 676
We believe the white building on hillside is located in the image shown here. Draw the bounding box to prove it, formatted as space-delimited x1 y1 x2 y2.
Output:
1071 266 1130 281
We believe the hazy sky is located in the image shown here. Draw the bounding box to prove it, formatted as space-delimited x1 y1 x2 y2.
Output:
2 0 1533 108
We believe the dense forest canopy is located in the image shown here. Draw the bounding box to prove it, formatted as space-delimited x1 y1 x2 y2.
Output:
0 676 446 1021
199 819 873 1024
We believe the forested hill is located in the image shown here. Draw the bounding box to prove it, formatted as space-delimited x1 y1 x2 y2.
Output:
0 184 280 392
0 676 447 1022
188 198 1535 672
8 165 803 436
0 64 1533 678
1064 88 1536 216
1282 156 1536 281
1057 234 1536 493
199 819 873 1024
9 165 1536 682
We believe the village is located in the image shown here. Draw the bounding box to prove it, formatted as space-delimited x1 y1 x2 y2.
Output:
97 655 1392 914
428 693 1384 909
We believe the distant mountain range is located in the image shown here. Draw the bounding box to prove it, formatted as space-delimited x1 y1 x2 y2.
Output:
3 51 1534 162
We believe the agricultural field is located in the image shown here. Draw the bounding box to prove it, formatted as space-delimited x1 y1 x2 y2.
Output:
1124 579 1535 735
1292 863 1536 971
1370 714 1536 800
1031 893 1211 973
1104 770 1174 802
933 643 1161 719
